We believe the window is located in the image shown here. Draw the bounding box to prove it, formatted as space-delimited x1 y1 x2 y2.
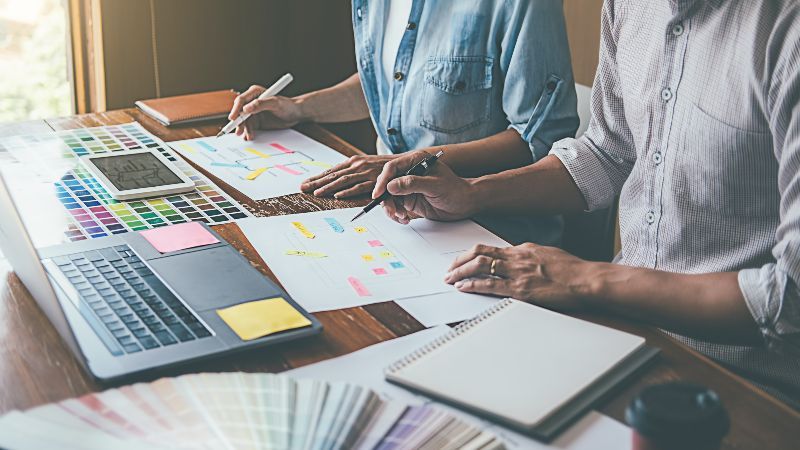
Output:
0 0 71 122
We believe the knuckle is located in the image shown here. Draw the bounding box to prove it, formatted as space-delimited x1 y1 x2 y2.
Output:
476 255 492 267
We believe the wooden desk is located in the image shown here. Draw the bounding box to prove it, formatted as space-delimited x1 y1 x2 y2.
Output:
1 109 798 449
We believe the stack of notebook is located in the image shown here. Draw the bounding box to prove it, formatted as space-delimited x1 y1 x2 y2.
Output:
0 373 504 449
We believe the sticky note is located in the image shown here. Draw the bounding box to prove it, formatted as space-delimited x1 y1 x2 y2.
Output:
245 168 267 180
373 268 387 275
324 218 345 233
140 222 219 253
285 250 327 258
379 251 394 258
354 226 367 233
348 277 371 297
368 240 383 247
390 261 405 269
361 254 374 262
217 297 311 341
292 221 316 239
270 143 294 154
245 147 271 158
276 164 303 175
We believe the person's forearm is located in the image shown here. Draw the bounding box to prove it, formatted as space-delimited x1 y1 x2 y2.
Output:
468 155 588 215
294 73 370 123
573 262 762 345
438 129 533 178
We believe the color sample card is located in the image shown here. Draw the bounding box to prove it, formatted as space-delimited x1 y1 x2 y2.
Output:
171 129 348 200
237 208 456 312
140 222 219 253
0 123 250 243
0 373 503 449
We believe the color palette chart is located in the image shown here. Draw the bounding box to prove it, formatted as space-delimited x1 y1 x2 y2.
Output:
172 129 348 200
0 373 505 450
0 123 250 243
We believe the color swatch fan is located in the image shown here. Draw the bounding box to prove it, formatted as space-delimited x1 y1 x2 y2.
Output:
0 122 250 245
0 373 505 450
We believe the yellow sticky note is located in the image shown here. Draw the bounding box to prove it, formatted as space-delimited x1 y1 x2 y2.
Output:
217 297 311 341
354 226 367 233
245 148 271 158
292 221 315 239
246 168 267 180
361 254 374 262
303 161 332 168
379 251 394 258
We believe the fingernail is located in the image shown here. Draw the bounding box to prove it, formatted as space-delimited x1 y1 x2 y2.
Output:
454 281 464 289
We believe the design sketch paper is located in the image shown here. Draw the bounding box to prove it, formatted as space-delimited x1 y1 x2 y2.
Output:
237 208 456 312
171 129 347 200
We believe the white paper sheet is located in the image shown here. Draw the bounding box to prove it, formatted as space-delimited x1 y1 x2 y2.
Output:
396 291 501 327
237 209 457 312
408 218 510 254
288 327 632 450
171 129 347 200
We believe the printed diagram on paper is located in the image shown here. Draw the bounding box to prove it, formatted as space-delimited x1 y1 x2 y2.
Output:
171 129 347 200
237 209 455 312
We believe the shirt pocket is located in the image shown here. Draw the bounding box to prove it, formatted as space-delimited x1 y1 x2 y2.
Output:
420 56 493 134
680 103 778 218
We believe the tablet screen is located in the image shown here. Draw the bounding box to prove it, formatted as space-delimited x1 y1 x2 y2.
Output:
90 152 185 191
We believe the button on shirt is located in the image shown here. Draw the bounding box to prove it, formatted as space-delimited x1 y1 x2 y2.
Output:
550 0 800 406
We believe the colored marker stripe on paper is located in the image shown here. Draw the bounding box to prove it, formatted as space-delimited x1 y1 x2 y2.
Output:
373 268 387 275
285 250 327 258
245 148 271 158
245 168 267 180
270 143 294 154
303 161 333 169
324 218 345 233
348 276 371 297
211 162 245 168
197 141 217 152
276 164 303 175
368 240 383 247
292 221 315 239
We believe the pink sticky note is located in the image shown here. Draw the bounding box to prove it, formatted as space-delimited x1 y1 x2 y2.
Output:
373 268 387 275
276 164 303 175
348 276 372 297
270 143 295 154
140 222 219 253
368 240 383 247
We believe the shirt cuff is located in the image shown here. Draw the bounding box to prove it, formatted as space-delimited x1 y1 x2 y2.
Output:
738 266 794 354
549 137 617 211
507 123 548 162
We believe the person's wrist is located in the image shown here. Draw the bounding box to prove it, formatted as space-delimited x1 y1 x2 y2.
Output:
291 94 314 123
465 176 492 216
572 261 619 308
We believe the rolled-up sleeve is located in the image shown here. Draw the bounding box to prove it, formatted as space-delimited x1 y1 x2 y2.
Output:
549 0 637 211
500 0 578 161
738 15 800 356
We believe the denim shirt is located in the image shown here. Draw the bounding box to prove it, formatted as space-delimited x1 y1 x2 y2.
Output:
351 0 578 161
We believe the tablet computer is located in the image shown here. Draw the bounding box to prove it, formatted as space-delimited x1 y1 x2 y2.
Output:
80 149 195 200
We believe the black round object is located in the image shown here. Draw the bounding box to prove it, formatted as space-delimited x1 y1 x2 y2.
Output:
625 382 730 446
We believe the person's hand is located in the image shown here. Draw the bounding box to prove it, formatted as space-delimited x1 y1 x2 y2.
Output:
372 151 479 224
300 154 399 199
229 85 305 140
444 243 596 310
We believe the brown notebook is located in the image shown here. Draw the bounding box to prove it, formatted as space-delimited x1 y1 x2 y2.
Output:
135 90 237 126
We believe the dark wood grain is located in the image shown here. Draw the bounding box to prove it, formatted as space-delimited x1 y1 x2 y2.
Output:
1 110 798 449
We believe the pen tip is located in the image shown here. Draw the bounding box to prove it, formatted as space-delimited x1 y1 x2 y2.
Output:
351 211 364 222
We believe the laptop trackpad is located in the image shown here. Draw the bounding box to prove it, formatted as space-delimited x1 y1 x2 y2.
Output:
146 246 285 312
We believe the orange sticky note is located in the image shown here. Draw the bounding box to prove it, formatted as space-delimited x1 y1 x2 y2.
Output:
216 297 311 341
140 222 219 253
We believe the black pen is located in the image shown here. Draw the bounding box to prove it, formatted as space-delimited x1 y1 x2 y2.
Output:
351 149 444 222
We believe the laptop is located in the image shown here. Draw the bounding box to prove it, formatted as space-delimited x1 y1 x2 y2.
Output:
0 172 321 382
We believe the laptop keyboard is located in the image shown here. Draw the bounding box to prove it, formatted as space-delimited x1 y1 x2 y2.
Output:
51 245 211 356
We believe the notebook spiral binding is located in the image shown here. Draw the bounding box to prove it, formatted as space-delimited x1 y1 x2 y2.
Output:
385 299 515 374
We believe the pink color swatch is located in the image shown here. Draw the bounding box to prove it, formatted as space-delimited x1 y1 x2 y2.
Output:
348 276 372 297
140 222 219 253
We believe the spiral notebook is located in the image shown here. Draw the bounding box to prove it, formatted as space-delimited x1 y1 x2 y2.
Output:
385 299 659 441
